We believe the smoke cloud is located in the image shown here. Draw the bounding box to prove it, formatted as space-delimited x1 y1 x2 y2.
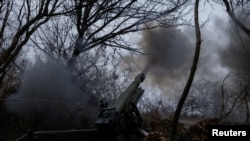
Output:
139 27 194 90
218 21 250 73
121 17 231 95
137 14 250 92
5 59 98 129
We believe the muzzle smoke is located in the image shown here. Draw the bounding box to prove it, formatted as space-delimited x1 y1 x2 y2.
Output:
139 28 194 89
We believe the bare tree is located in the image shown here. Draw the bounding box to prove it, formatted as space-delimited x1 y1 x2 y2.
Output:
29 17 125 105
68 0 189 67
171 0 202 140
220 72 250 123
0 0 72 87
30 16 75 62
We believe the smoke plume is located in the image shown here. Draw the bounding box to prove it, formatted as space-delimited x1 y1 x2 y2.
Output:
139 27 194 89
5 59 98 129
121 17 230 95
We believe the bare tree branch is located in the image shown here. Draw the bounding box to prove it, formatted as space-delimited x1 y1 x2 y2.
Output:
68 0 189 67
223 0 250 36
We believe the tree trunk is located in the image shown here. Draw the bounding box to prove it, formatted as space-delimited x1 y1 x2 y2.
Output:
170 0 202 140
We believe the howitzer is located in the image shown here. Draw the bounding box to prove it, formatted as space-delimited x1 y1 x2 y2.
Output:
15 73 147 141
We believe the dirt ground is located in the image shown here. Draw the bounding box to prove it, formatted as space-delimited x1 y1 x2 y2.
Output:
143 117 221 141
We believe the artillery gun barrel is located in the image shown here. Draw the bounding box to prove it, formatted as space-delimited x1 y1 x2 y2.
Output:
95 73 145 131
113 73 145 113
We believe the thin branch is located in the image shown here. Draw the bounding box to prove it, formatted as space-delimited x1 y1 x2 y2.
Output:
223 0 250 37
